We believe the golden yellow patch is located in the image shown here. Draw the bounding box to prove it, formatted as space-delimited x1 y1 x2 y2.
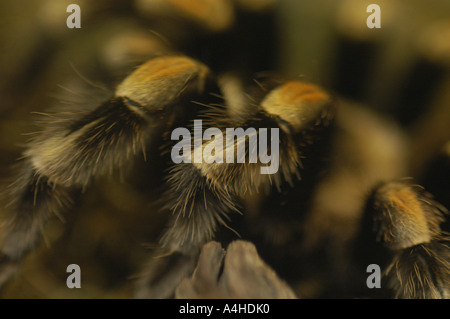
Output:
387 186 428 229
129 56 199 83
377 182 432 248
115 56 209 108
261 81 331 132
280 82 329 105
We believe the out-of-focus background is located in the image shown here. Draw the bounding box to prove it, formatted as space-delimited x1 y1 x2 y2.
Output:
0 0 449 298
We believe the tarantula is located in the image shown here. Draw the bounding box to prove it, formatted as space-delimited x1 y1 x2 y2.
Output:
1 0 450 299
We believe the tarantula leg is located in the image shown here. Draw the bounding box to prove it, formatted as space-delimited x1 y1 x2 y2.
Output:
0 92 155 289
160 163 240 255
386 242 450 299
0 161 74 288
358 180 450 298
133 163 239 298
160 80 334 255
25 56 212 188
0 55 212 289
